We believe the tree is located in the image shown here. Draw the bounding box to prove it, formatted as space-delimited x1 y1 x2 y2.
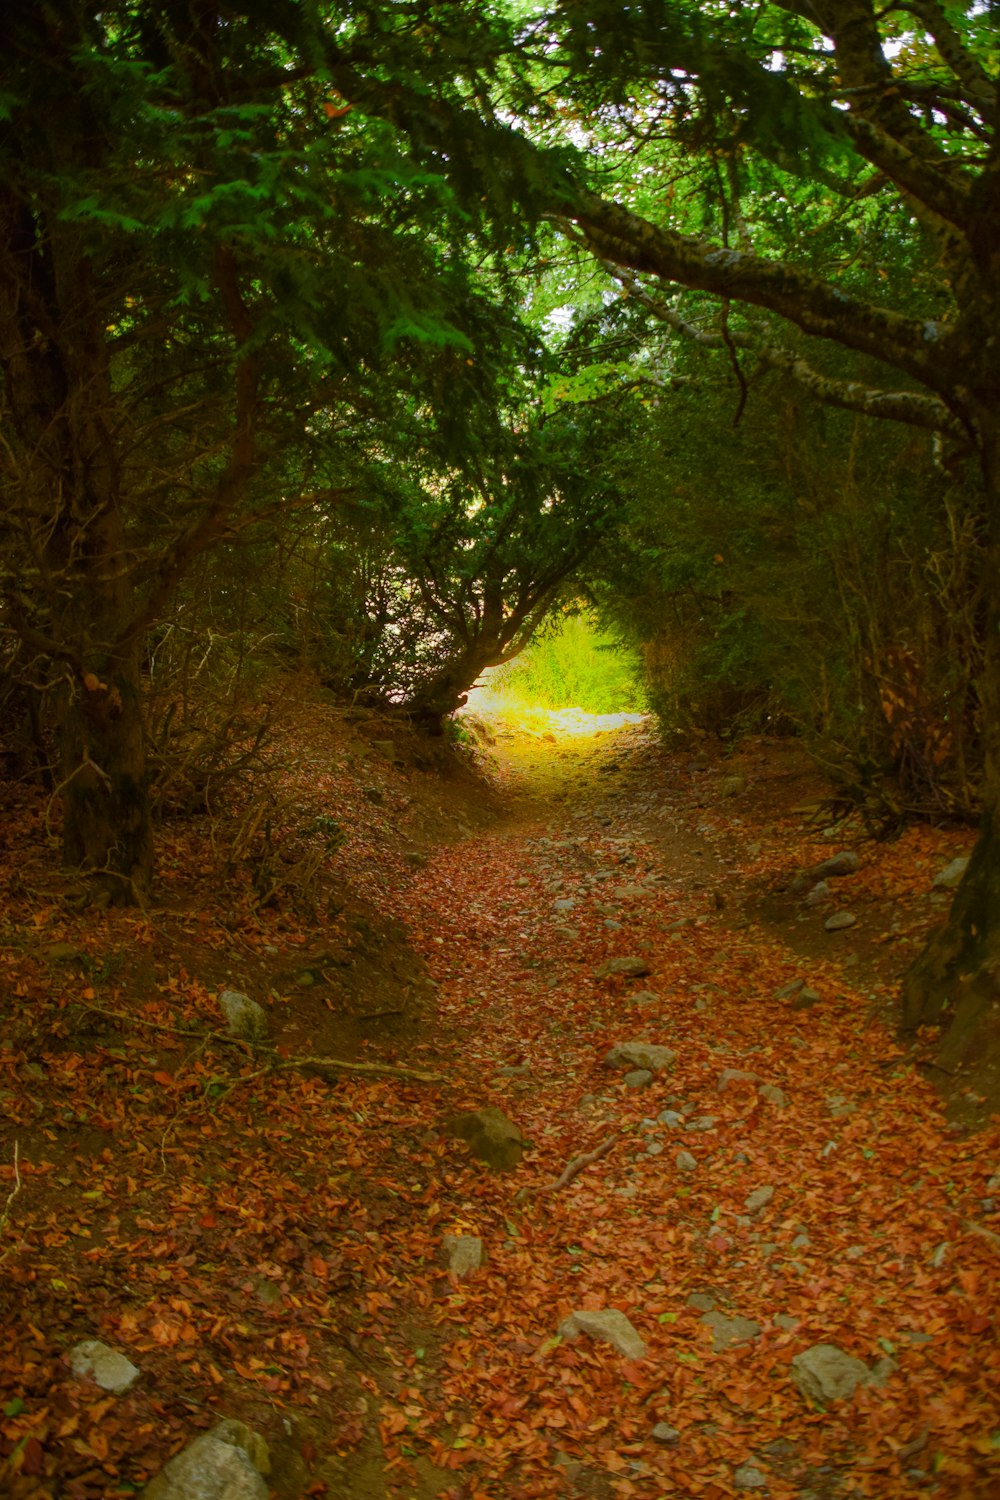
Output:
0 0 554 897
523 0 998 1066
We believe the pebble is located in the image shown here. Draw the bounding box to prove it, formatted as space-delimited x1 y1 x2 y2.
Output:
675 1149 698 1172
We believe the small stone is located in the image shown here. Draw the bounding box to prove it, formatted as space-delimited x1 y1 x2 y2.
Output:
745 1186 775 1213
443 1233 486 1278
718 1068 760 1092
594 955 651 980
646 1140 664 1155
791 988 822 1011
687 1291 716 1312
773 1314 799 1332
659 1110 685 1128
718 774 748 797
554 898 577 912
702 1311 762 1352
363 786 384 804
791 1343 871 1404
218 989 269 1043
791 1233 810 1250
624 1068 653 1089
773 980 803 1000
675 1149 698 1172
630 990 660 1006
804 881 830 907
69 1340 140 1395
933 856 969 890
687 1115 718 1131
142 1420 269 1500
405 850 428 868
810 851 860 879
605 1042 676 1073
651 1423 680 1446
758 1084 788 1108
734 1464 768 1491
559 1308 646 1360
824 911 857 931
445 1106 523 1171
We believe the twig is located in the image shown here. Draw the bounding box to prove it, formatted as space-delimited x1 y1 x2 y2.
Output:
0 1142 23 1262
538 1132 620 1194
963 1218 1000 1251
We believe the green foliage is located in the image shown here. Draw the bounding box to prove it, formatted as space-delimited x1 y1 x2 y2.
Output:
491 613 645 714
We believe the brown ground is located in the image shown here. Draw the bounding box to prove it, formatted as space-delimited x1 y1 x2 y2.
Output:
0 685 996 1499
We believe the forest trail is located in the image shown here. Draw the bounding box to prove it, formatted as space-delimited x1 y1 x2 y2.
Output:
1 699 998 1499
382 703 1000 1499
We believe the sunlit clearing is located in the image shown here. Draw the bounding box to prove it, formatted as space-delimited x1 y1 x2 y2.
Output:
461 615 647 740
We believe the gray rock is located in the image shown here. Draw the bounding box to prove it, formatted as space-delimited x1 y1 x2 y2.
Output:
734 1464 768 1491
745 1186 775 1213
810 851 860 879
594 955 651 980
559 1308 646 1360
445 1106 523 1171
553 898 577 912
933 856 969 890
443 1233 485 1278
651 1423 680 1446
824 911 856 931
790 1344 872 1404
69 1339 140 1395
804 881 830 907
687 1115 718 1131
623 1068 652 1088
612 883 653 900
702 1311 761 1352
773 1314 799 1332
605 1041 676 1073
659 1110 685 1128
868 1356 898 1388
142 1419 270 1500
773 980 803 1000
629 989 660 1006
686 1292 716 1312
218 990 268 1043
363 786 384 804
718 1068 760 1092
718 774 748 797
758 1084 788 1108
675 1149 698 1172
791 988 822 1011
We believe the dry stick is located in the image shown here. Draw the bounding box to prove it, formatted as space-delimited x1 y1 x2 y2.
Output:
0 1142 22 1263
539 1132 620 1194
76 1002 444 1083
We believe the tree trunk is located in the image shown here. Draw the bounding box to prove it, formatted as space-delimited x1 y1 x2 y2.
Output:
901 423 1000 1073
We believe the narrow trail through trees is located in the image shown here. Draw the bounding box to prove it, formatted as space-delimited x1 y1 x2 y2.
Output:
381 709 1000 1499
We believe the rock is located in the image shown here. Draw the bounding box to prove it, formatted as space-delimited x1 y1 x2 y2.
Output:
773 980 803 1000
810 851 860 879
790 1344 872 1404
363 786 384 804
687 1115 718 1131
142 1419 270 1500
675 1149 698 1172
69 1339 140 1395
745 1186 775 1213
651 1423 680 1446
791 988 822 1011
605 1041 676 1073
559 1309 646 1360
44 942 85 964
443 1234 485 1278
868 1356 898 1388
612 883 653 900
658 1109 685 1128
624 1068 653 1089
686 1292 716 1312
218 990 268 1043
803 881 830 907
718 1068 760 1092
933 856 969 890
824 911 856 931
630 989 660 1007
773 1314 799 1332
445 1106 523 1171
718 774 748 797
404 850 428 868
594 955 651 980
734 1464 768 1490
758 1084 788 1108
702 1311 761 1352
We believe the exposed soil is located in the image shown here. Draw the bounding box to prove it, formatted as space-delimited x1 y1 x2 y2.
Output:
1 686 997 1499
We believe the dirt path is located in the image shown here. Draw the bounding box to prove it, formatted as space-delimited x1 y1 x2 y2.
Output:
383 709 999 1500
1 703 997 1500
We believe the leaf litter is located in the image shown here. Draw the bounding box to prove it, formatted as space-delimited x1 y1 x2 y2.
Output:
0 693 996 1498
